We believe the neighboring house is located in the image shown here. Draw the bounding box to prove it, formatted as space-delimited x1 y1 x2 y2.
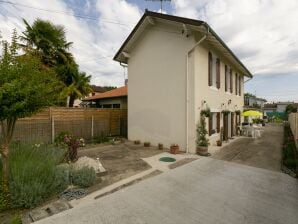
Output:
73 85 107 107
264 102 298 115
83 86 127 109
114 11 252 153
244 94 267 110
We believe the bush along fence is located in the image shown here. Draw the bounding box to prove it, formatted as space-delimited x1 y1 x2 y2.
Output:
282 122 298 177
0 107 127 144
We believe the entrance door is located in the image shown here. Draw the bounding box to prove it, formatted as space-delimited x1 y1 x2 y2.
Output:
231 112 234 137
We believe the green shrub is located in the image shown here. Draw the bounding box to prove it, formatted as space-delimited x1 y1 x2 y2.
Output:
10 213 22 224
53 165 70 193
54 131 71 146
0 180 10 212
7 144 67 208
70 166 96 188
283 124 298 171
93 132 109 144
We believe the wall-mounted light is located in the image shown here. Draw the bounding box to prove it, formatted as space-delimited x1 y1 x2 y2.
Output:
228 99 232 105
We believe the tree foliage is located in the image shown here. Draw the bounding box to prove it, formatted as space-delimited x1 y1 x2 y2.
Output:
0 29 62 191
20 19 91 106
196 115 209 147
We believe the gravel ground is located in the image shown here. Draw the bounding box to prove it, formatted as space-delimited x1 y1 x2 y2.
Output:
211 124 283 172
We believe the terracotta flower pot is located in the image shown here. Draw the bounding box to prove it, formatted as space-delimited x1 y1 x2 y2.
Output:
158 143 163 150
170 145 179 154
144 142 151 147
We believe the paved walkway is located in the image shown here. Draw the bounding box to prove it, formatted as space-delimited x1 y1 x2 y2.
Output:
36 157 298 224
212 124 283 172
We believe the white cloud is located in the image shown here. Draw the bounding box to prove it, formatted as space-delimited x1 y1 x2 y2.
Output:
172 0 298 76
0 0 142 86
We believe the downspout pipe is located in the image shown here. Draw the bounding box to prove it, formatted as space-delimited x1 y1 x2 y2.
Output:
186 24 209 154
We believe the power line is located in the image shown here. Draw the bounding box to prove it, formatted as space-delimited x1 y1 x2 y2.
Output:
0 0 135 26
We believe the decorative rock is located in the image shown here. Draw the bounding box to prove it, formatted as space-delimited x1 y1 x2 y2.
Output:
73 156 106 174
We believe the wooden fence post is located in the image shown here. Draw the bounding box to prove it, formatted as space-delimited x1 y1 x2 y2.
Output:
51 116 55 144
91 115 94 139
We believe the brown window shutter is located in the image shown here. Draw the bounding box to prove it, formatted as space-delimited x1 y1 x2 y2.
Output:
230 69 233 93
216 58 220 89
235 73 238 95
225 65 228 91
208 52 212 86
239 75 242 96
216 112 220 133
209 115 212 136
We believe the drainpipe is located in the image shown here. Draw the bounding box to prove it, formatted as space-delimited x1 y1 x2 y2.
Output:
186 25 209 153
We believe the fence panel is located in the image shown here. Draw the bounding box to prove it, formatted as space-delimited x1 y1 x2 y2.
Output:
288 112 298 147
0 107 127 144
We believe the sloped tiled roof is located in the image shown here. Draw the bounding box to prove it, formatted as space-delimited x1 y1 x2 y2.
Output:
83 86 127 101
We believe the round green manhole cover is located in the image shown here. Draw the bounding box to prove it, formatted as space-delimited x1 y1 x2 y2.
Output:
159 157 176 162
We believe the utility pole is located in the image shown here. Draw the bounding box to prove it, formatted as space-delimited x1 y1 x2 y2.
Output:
145 0 171 12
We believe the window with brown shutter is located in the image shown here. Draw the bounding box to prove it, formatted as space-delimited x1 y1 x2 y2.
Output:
225 65 228 92
216 112 220 133
235 73 238 95
239 75 242 96
208 52 212 86
230 69 233 93
216 58 220 89
209 116 212 136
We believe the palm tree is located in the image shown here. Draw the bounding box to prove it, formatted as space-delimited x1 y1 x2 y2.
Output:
20 19 73 66
64 71 92 107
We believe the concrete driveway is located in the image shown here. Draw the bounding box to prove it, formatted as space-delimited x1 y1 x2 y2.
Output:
36 157 298 224
212 124 283 172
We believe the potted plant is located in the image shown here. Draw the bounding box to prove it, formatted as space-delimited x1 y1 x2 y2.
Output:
170 144 179 154
144 142 151 147
158 143 163 150
216 140 222 146
134 140 140 145
196 115 210 156
200 107 211 118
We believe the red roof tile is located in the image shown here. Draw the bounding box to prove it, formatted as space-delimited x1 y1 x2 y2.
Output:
83 86 127 101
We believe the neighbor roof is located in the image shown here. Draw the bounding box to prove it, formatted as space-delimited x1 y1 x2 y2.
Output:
114 10 253 78
83 86 127 101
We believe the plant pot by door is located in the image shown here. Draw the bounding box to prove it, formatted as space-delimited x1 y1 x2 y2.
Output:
170 145 179 154
196 146 209 156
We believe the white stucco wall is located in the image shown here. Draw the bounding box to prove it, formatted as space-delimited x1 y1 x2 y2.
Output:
191 43 245 152
127 23 246 153
127 23 196 151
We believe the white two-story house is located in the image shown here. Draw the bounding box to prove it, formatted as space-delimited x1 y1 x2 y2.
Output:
114 11 253 154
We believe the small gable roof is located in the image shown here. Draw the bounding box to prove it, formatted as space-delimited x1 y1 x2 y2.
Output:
83 86 127 101
114 10 252 78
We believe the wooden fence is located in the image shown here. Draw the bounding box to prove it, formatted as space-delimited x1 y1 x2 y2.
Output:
3 107 127 144
288 112 298 147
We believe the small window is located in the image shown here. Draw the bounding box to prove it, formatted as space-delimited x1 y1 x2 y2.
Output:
103 104 112 108
112 104 120 108
208 52 220 88
225 66 231 92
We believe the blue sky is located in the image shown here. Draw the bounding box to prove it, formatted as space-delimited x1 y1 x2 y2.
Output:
0 0 298 103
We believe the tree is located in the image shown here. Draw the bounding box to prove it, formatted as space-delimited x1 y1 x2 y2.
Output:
20 19 73 66
196 115 209 147
0 30 61 187
21 19 91 107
